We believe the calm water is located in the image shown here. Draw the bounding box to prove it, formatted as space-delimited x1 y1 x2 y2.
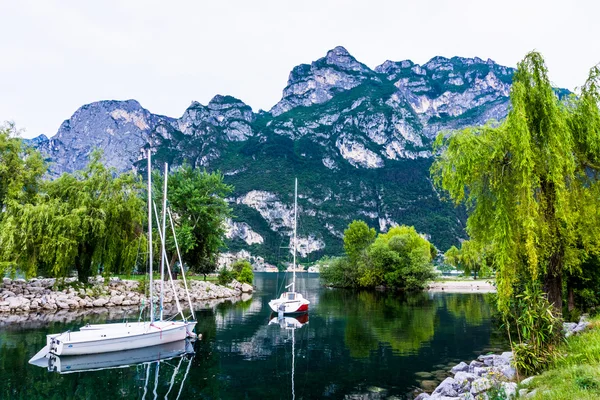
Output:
0 273 505 399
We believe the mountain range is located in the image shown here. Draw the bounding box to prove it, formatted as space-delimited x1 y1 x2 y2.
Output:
31 46 522 267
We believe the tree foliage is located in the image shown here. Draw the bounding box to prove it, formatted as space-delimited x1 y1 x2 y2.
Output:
0 150 145 281
432 52 600 312
343 220 376 263
232 259 253 284
155 164 232 276
320 222 436 290
443 240 489 278
0 123 44 213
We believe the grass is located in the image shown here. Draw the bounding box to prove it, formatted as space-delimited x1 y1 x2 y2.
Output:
521 316 600 399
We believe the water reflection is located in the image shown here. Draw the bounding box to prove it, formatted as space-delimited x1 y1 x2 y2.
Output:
0 273 504 399
30 339 195 374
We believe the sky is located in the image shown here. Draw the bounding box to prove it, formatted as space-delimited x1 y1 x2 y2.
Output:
1 0 599 138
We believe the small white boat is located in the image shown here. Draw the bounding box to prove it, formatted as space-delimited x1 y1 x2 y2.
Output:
41 320 197 357
30 338 194 374
268 178 310 314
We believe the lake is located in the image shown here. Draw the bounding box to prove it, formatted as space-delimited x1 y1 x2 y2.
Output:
0 273 505 399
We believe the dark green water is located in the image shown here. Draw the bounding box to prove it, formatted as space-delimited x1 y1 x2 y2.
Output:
0 273 505 399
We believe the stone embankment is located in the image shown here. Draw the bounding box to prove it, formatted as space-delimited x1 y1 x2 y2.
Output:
415 316 592 399
427 280 496 293
0 276 253 314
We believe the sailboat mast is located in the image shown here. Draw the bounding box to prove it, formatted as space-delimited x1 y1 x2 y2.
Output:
148 149 154 323
292 178 297 293
159 163 168 321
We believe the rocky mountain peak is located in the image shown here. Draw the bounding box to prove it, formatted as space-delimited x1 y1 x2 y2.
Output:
323 46 370 73
174 95 254 144
37 99 170 176
270 46 379 116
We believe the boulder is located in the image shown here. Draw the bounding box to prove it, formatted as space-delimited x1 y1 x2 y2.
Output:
453 372 477 383
451 362 469 374
572 320 590 335
241 283 253 293
520 376 535 386
470 378 492 395
473 367 490 377
6 297 23 310
92 298 108 307
432 377 458 397
110 295 124 305
66 299 79 308
526 389 537 398
452 372 475 393
2 277 11 286
498 365 517 380
501 382 517 399
56 301 70 309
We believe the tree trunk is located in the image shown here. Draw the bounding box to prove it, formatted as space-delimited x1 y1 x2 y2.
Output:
544 262 563 314
567 277 575 312
76 243 93 283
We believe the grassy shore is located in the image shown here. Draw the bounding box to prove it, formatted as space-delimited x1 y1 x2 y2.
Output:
522 316 600 399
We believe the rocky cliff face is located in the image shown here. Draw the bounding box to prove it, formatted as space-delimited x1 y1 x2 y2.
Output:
32 47 522 263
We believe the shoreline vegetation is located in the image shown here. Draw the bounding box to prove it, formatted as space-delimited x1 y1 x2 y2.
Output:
0 276 252 315
415 315 598 400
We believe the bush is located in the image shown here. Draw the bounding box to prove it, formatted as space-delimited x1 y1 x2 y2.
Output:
508 284 563 376
218 268 234 285
319 256 360 287
228 259 254 285
237 265 253 284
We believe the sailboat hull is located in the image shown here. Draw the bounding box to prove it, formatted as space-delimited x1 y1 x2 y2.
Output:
268 292 310 314
47 321 190 356
34 339 194 374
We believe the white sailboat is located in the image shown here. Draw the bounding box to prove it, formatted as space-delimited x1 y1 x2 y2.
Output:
29 150 196 360
268 178 310 314
30 339 194 374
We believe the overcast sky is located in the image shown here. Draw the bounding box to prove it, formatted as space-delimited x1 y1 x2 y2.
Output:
1 0 598 138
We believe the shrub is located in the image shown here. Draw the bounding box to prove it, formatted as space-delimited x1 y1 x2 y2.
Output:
237 265 253 284
508 283 563 376
218 268 234 285
229 259 254 284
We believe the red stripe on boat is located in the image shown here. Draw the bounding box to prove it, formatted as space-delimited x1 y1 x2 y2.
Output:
297 304 309 312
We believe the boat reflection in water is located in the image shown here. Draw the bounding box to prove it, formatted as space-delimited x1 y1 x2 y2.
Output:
30 339 195 399
269 313 308 400
268 312 309 330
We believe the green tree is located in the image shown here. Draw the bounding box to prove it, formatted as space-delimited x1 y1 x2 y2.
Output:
443 240 488 279
319 256 360 287
362 225 436 290
0 150 145 281
156 164 232 278
343 220 376 263
0 123 44 216
432 52 600 312
231 259 253 284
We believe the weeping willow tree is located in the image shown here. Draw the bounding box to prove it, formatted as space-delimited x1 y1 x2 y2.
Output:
0 123 44 213
0 150 146 281
432 52 600 313
444 240 491 279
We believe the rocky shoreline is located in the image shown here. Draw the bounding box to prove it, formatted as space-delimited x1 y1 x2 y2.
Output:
0 276 252 314
414 316 592 399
